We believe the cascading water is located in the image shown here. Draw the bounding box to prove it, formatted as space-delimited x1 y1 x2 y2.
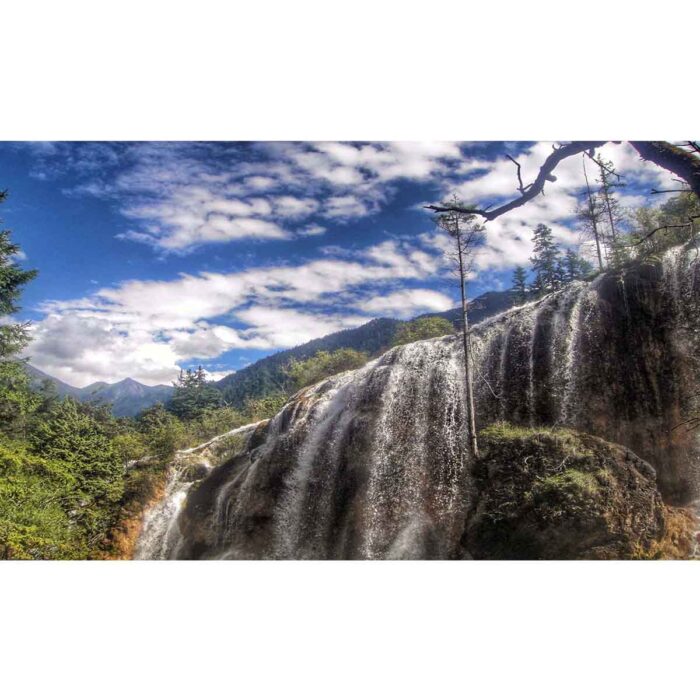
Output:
136 242 700 560
134 422 263 560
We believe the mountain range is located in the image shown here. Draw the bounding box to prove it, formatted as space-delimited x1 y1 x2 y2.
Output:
28 288 517 417
25 365 174 417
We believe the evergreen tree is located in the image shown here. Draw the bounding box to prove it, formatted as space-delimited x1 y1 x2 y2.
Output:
286 348 369 390
167 366 224 420
137 403 186 461
563 249 581 282
29 397 124 540
391 316 455 347
0 191 37 359
563 249 594 282
0 191 39 437
511 266 528 304
530 224 560 294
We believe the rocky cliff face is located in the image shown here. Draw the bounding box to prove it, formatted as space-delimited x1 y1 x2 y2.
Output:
464 425 668 560
469 244 700 503
137 243 700 559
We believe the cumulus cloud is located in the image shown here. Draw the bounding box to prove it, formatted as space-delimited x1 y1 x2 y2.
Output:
356 289 454 318
21 141 467 252
18 140 683 385
439 141 680 269
25 235 453 385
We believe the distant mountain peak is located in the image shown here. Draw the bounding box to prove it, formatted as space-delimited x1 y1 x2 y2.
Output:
25 365 174 417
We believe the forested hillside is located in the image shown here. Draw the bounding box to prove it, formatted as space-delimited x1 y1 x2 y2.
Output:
215 290 516 408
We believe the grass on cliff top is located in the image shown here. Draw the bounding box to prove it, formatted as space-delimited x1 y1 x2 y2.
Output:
479 422 595 457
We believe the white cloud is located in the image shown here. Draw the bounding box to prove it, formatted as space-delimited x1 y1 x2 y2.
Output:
234 307 368 348
26 235 451 385
297 223 327 237
441 141 681 269
24 141 467 252
356 289 454 319
323 195 371 220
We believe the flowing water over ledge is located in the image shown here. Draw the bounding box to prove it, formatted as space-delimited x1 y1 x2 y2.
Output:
136 244 700 559
134 422 263 560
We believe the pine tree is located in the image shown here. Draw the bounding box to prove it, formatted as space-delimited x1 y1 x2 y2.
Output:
167 365 224 420
0 191 39 437
0 191 37 359
563 249 594 282
512 266 528 304
530 224 560 294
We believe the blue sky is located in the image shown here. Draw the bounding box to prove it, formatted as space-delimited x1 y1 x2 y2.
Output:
0 141 676 386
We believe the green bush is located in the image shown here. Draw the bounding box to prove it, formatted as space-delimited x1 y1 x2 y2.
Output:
391 316 455 346
286 348 369 391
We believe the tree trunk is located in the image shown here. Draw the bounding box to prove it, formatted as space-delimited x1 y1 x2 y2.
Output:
457 240 479 459
630 141 700 198
583 158 605 270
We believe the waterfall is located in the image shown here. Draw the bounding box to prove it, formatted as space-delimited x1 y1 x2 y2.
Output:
136 243 700 559
134 422 264 560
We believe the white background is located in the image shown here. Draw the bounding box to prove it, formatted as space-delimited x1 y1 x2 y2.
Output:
3 1 700 698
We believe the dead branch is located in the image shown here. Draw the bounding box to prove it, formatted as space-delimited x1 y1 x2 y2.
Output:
425 141 700 224
425 141 606 220
630 141 700 198
505 154 528 195
630 214 700 247
585 152 623 181
650 188 692 195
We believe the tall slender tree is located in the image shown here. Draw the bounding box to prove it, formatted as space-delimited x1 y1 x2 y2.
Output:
512 265 528 304
435 196 485 459
530 224 561 294
596 157 628 266
578 156 606 270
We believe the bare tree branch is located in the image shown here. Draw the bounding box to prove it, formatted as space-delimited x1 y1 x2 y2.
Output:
585 152 623 181
650 188 692 195
425 141 607 220
505 154 528 195
630 214 700 247
425 141 700 224
630 141 700 198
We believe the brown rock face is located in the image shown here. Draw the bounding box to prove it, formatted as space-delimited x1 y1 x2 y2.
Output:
463 425 668 560
136 244 699 560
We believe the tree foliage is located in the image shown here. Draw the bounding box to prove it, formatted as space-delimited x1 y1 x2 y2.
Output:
0 191 37 360
167 366 224 420
286 348 369 390
391 316 455 346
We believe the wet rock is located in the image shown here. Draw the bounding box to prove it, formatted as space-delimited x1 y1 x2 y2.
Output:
463 425 667 559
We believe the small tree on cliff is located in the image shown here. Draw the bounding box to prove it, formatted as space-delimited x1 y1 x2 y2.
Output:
435 196 485 459
530 224 561 294
596 157 628 267
391 316 455 346
512 266 528 304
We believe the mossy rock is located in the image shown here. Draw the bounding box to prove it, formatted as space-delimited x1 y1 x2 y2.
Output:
463 423 668 559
